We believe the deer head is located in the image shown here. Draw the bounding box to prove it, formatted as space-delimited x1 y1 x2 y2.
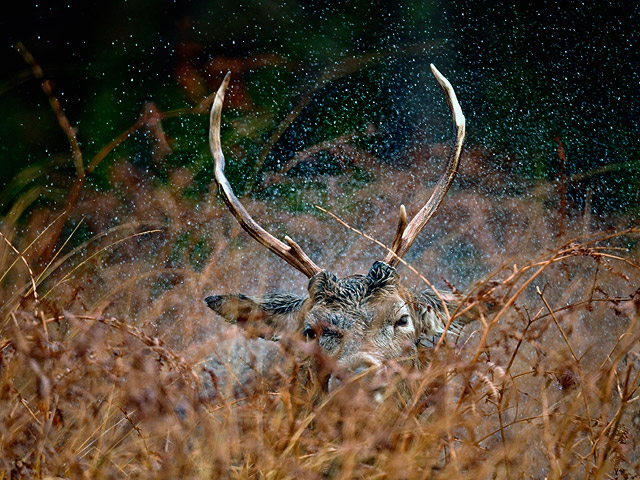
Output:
205 65 465 394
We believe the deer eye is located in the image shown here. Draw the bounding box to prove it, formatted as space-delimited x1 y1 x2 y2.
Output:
394 315 410 329
303 326 317 340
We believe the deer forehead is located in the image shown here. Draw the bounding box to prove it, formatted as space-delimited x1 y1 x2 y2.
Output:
303 288 410 332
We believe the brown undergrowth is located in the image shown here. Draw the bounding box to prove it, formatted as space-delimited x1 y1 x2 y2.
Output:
1 48 639 476
1 146 639 479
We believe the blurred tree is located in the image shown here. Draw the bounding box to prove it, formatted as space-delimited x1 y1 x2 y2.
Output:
0 0 638 214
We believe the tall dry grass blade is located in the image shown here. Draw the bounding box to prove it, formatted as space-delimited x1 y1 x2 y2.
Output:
0 186 44 273
89 267 189 316
0 231 39 310
41 229 161 299
34 217 86 286
38 221 160 289
0 221 161 318
85 102 215 176
0 219 147 313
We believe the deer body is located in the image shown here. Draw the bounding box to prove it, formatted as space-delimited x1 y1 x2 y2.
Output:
205 65 465 393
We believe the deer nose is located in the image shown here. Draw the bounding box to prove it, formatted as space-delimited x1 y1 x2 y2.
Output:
327 375 342 392
349 354 382 376
352 358 379 375
327 355 382 393
327 357 386 399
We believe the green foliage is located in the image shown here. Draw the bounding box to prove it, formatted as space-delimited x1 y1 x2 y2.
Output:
3 1 638 218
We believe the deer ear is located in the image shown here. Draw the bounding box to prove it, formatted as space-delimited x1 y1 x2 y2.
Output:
206 293 306 333
417 290 474 345
307 271 337 301
206 294 265 324
415 289 448 339
366 261 398 292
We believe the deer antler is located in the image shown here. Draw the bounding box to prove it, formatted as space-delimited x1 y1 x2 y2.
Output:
210 72 323 278
383 64 466 267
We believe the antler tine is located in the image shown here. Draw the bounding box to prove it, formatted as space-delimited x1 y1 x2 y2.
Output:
383 64 466 267
210 73 323 278
389 205 407 254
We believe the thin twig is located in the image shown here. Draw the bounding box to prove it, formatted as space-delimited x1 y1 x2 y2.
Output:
41 229 161 299
0 231 40 310
537 285 594 440
314 205 452 325
15 42 84 179
554 137 567 239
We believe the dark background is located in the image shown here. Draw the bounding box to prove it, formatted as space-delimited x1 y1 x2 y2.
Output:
1 0 638 214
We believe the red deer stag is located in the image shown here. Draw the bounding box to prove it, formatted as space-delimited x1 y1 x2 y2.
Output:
206 64 465 393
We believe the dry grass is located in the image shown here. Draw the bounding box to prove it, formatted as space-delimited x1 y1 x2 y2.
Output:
1 53 639 476
1 140 639 479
